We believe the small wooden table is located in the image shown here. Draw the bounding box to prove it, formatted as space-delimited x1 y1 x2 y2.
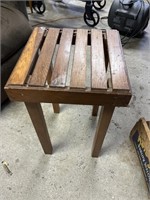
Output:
5 27 132 157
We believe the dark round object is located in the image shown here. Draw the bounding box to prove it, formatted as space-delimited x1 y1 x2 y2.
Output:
84 10 100 27
32 1 46 14
93 0 106 10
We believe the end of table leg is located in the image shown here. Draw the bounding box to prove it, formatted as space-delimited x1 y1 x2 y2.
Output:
52 103 60 113
91 105 115 158
44 146 53 154
91 150 99 158
91 142 102 157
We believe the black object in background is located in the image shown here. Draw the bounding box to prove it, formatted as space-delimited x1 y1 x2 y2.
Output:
108 0 149 37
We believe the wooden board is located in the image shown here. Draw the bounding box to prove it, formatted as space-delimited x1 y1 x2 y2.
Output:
7 27 45 86
106 30 130 91
50 29 73 87
29 28 60 86
91 29 107 90
130 118 150 193
70 29 88 89
5 86 131 106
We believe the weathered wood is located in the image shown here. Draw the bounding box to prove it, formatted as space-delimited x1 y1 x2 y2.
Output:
106 30 130 91
46 58 60 112
29 28 60 86
47 67 52 85
92 105 115 157
4 28 132 157
91 29 107 90
25 102 53 154
7 27 45 86
50 29 73 87
70 29 88 89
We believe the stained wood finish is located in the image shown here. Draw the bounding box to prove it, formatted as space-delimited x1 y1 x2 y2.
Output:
46 60 60 112
52 103 60 113
70 29 88 89
50 29 73 87
92 105 115 157
29 28 60 86
25 102 53 154
91 30 107 90
5 28 132 157
7 27 45 86
5 86 131 106
92 105 99 116
106 30 130 91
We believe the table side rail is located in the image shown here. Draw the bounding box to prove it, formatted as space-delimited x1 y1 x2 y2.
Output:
5 86 131 106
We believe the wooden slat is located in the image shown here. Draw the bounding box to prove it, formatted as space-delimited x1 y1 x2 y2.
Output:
7 27 45 86
50 29 73 87
70 29 88 89
91 29 107 90
106 30 130 91
29 28 60 86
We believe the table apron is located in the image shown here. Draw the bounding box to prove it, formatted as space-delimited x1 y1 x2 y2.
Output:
5 87 131 107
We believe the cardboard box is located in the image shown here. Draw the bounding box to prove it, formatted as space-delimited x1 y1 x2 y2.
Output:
130 118 150 193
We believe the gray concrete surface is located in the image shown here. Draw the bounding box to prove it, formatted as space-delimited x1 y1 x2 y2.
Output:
1 0 150 199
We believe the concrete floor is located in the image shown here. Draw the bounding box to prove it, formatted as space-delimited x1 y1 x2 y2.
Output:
1 0 150 199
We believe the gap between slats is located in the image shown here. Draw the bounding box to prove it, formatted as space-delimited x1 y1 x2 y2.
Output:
28 28 60 87
50 29 74 88
7 27 46 86
49 29 112 92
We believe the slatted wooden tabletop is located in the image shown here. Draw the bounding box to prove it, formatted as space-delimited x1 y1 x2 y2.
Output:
5 27 132 106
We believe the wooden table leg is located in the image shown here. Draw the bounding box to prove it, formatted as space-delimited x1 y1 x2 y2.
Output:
92 105 99 116
52 103 60 113
92 105 115 157
25 102 53 154
29 1 33 13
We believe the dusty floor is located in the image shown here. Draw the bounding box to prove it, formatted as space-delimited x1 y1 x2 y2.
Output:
1 0 150 199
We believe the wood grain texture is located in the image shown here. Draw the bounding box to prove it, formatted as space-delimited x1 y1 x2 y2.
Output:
50 29 73 87
92 105 115 157
106 30 130 91
29 28 60 86
70 29 88 89
91 29 107 90
5 86 132 106
7 27 45 86
25 102 53 154
4 28 133 158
